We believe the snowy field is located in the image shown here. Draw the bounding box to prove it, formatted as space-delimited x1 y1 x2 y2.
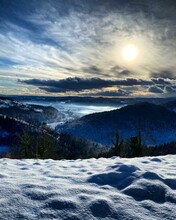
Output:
0 155 176 219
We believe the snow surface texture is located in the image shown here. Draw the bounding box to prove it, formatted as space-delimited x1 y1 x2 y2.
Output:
0 156 176 220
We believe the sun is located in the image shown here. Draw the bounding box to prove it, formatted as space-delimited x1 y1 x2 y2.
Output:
122 44 138 61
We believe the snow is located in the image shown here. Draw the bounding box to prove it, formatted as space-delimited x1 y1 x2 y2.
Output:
0 100 15 108
0 104 10 108
33 108 43 113
0 155 176 219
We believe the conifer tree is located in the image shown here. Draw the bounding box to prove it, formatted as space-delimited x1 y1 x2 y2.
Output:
112 132 124 157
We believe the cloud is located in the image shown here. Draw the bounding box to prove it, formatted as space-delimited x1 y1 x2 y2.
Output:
82 65 103 75
148 86 164 94
20 77 113 92
1 0 176 78
91 89 130 97
148 84 176 94
152 78 171 85
1 0 176 96
20 77 155 93
164 86 176 93
151 71 176 80
110 66 133 77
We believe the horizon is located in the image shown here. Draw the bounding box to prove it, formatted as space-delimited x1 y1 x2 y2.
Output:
0 0 176 98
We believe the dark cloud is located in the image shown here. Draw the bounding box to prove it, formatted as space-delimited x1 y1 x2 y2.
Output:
164 86 176 93
82 65 103 75
20 77 113 92
151 71 176 80
148 85 176 94
110 65 122 73
152 78 171 85
38 86 64 93
20 77 154 93
148 86 164 94
91 89 130 97
121 78 152 86
119 70 133 77
110 66 132 77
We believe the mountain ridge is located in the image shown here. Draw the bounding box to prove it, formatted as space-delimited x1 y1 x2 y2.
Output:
59 102 176 146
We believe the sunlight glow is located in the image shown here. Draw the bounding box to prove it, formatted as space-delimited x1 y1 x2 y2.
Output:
122 44 138 61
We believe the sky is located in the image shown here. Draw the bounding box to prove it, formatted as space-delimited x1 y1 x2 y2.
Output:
0 0 176 97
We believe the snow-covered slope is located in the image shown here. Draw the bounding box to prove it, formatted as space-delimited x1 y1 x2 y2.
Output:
0 156 176 220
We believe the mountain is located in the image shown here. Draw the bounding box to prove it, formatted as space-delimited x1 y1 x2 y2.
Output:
0 113 60 157
0 97 63 155
0 114 36 153
162 100 176 112
0 97 63 126
59 102 176 146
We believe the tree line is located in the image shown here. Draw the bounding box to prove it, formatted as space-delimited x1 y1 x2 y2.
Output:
2 127 176 159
